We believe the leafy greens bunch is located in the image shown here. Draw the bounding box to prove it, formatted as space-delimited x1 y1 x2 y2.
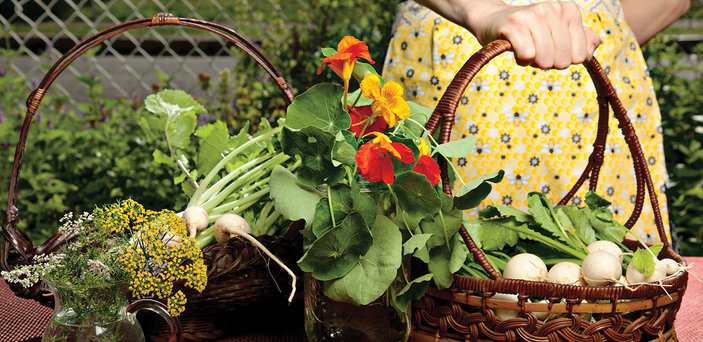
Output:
269 36 504 310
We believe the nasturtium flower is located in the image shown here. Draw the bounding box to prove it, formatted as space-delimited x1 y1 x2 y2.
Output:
360 74 410 128
356 133 415 184
348 105 387 138
317 36 374 94
412 138 441 186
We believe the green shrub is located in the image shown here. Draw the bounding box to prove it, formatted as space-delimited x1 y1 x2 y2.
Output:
643 37 703 256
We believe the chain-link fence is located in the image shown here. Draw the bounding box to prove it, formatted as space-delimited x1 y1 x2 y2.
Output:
0 0 308 105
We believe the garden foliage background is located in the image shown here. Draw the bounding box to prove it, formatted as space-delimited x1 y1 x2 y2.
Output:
1 0 702 255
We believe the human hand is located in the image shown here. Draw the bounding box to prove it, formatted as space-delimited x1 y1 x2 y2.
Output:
465 1 601 69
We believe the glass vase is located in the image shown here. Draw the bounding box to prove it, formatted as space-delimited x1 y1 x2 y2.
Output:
303 269 410 342
42 281 180 342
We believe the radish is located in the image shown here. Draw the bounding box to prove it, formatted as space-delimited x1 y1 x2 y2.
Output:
587 240 624 263
503 253 548 282
547 262 585 286
211 213 297 302
182 206 209 238
581 250 622 286
491 293 519 320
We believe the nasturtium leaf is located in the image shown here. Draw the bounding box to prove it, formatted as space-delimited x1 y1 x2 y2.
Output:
286 83 350 133
311 184 376 238
419 192 463 248
352 61 381 82
414 246 430 263
403 234 432 257
454 170 505 210
321 47 336 57
392 172 441 218
324 215 402 305
145 89 206 118
332 137 358 167
632 244 664 276
345 88 374 107
395 274 433 313
436 137 477 158
392 209 423 234
428 246 454 289
195 121 229 176
558 205 597 245
298 213 373 281
269 166 323 225
527 192 569 244
449 235 468 274
584 191 612 209
281 126 345 186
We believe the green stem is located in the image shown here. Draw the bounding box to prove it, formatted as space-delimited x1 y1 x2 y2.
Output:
189 126 281 206
386 184 413 236
198 154 272 204
327 186 337 228
209 188 269 216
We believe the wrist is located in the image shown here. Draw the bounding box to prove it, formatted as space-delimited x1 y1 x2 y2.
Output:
462 0 510 43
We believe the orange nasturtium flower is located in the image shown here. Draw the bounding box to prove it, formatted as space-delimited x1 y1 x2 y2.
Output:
356 133 415 184
317 36 375 94
348 105 387 138
360 74 410 128
412 138 441 186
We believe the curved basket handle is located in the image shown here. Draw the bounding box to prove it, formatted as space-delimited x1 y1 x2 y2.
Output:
425 39 668 279
2 13 295 273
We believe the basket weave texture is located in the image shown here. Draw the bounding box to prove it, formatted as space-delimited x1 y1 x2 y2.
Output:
414 40 688 342
1 13 300 342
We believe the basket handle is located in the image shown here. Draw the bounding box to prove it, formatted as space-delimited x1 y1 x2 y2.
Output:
2 13 295 273
425 39 668 279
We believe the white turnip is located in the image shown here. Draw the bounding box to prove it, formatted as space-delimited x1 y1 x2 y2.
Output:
491 293 519 320
547 262 585 286
212 213 297 302
626 260 666 284
503 253 548 282
587 240 624 263
660 258 681 276
581 250 622 286
182 205 209 238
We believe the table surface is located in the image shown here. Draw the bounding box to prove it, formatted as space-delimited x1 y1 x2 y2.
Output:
2 257 701 342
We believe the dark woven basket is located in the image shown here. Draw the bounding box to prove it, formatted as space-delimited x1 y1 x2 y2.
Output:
1 13 301 341
413 40 688 342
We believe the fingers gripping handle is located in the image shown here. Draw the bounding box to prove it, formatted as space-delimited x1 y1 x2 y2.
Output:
425 39 668 278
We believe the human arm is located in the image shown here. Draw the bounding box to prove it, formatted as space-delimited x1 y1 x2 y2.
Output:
620 0 690 45
414 0 601 69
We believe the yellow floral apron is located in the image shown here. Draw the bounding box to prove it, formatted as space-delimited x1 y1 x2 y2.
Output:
382 0 670 243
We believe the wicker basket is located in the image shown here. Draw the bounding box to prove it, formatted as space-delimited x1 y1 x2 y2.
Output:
1 13 301 341
413 40 688 342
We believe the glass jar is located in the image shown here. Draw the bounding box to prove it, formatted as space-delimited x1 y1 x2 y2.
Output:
42 281 180 342
304 270 410 342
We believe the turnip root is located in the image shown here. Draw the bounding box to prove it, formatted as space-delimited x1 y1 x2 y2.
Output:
161 232 182 248
212 214 297 302
491 293 519 320
660 258 681 276
182 206 209 238
214 214 252 243
626 260 667 284
504 253 548 282
587 240 624 263
581 250 622 286
547 262 585 286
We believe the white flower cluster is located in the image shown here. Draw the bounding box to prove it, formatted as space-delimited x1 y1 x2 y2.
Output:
58 212 93 236
87 259 111 280
1 253 64 288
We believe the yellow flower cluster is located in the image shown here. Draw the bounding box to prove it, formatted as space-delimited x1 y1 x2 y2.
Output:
95 199 207 316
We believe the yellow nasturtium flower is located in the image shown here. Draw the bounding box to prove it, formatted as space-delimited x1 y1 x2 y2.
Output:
360 74 410 128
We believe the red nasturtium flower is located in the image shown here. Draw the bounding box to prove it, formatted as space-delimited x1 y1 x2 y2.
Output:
360 74 410 128
348 105 387 138
317 36 375 94
356 133 415 184
412 138 441 186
